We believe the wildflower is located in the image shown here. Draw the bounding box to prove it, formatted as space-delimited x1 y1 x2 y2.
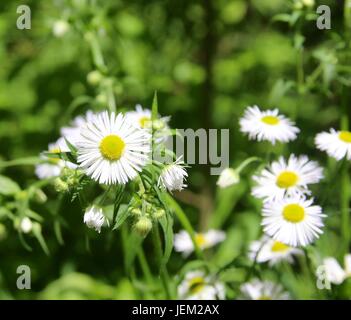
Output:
174 230 226 256
252 154 323 201
216 168 240 188
177 271 225 300
125 104 170 130
315 128 351 161
262 195 325 247
322 254 351 285
239 279 290 300
84 206 105 233
239 105 299 145
158 157 187 192
77 111 150 185
60 111 96 150
249 236 302 266
35 141 76 179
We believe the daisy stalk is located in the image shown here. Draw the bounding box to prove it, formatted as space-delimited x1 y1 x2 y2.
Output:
341 0 351 255
340 88 350 254
165 194 204 260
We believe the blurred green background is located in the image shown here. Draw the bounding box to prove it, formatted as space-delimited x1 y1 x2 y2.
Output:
0 0 350 299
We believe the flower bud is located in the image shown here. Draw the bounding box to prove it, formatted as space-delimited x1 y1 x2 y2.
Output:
87 70 103 86
33 189 47 203
153 208 165 220
134 216 152 237
54 178 69 193
53 20 70 37
216 168 240 188
130 208 142 217
20 217 33 234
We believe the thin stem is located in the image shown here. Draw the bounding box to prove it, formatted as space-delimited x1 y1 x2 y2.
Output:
340 159 350 254
152 224 172 299
166 194 204 260
340 83 350 254
137 248 155 299
236 157 261 174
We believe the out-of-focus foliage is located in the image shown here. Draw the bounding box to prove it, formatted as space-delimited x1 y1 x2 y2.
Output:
1 0 351 299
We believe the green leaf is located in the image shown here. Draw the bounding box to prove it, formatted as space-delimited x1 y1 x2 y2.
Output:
159 213 174 266
32 225 50 255
0 175 21 195
113 204 130 230
151 91 158 122
0 157 42 168
121 225 144 273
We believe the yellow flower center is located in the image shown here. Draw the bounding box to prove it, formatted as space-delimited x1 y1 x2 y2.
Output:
283 204 305 223
258 295 272 300
339 131 351 143
195 233 207 247
139 116 151 128
99 135 125 161
261 116 280 125
188 276 206 294
271 241 289 252
276 171 298 189
48 148 61 165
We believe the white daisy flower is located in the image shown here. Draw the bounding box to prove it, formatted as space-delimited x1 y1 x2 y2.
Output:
158 157 188 192
262 195 325 247
20 217 33 234
249 236 303 266
239 105 299 145
77 111 150 185
60 111 96 151
322 254 351 285
216 168 240 188
239 279 290 300
252 154 323 201
174 229 226 256
177 270 225 300
125 104 171 145
35 141 76 179
83 206 105 233
315 128 351 161
125 104 170 130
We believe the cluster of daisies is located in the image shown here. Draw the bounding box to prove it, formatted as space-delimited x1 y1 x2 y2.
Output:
35 105 188 233
211 105 351 299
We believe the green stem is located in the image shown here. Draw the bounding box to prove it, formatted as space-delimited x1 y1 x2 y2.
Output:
137 248 155 299
152 224 172 299
236 157 261 174
340 159 350 254
340 84 350 255
165 194 204 260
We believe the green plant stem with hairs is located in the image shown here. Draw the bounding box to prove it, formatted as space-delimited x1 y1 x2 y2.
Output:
152 224 172 299
166 194 204 260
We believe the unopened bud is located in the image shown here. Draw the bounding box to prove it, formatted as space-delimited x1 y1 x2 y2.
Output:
134 216 152 237
87 70 103 86
153 208 165 219
54 178 69 193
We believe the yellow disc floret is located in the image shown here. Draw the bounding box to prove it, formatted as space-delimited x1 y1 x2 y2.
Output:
271 241 289 252
339 131 351 143
261 116 280 125
195 233 207 247
99 135 125 161
276 171 298 189
283 204 305 223
188 277 206 294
